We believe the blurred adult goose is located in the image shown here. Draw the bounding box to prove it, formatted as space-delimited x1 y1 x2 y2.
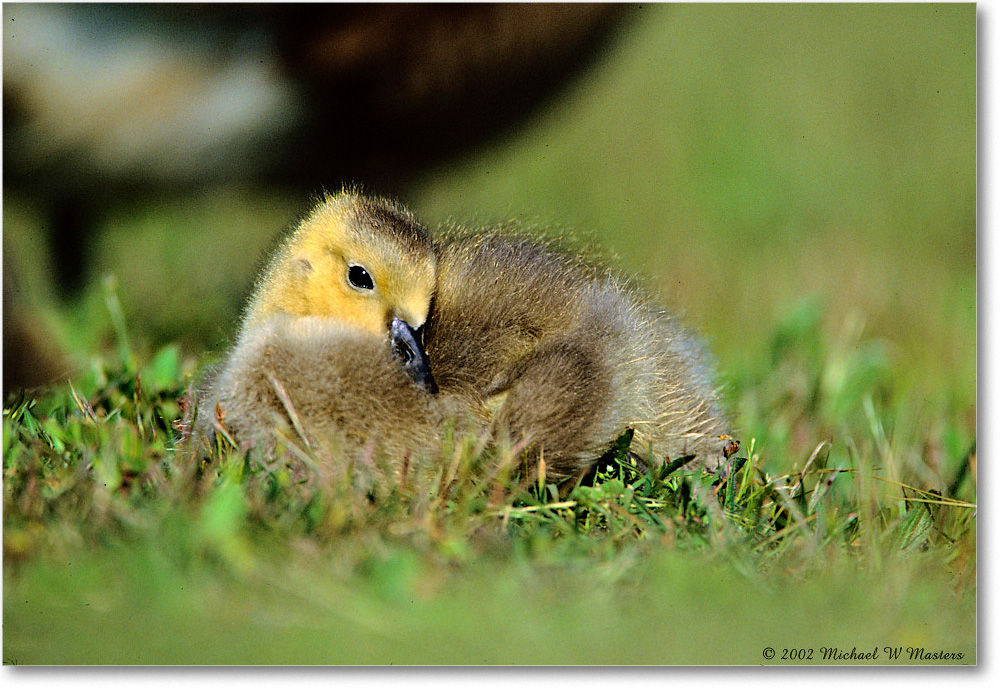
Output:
193 191 731 485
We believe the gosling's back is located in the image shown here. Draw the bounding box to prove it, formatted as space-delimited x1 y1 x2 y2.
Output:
427 227 729 480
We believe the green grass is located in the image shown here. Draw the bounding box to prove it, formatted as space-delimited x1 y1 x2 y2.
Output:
2 295 977 664
3 3 975 665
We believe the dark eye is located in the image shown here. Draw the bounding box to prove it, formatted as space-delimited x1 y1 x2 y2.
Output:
347 264 375 291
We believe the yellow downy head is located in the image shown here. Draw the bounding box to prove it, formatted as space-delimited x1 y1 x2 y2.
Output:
241 191 439 391
244 191 436 335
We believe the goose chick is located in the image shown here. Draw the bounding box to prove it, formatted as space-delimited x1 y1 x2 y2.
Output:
193 192 466 480
194 192 731 486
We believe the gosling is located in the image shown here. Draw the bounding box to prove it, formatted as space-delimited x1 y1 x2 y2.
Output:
193 191 731 485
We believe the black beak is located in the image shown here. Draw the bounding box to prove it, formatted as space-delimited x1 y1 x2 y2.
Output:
390 317 438 394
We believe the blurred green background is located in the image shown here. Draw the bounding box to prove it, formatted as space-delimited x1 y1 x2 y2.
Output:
4 4 977 478
6 3 974 462
411 2 977 476
6 3 975 382
410 2 975 388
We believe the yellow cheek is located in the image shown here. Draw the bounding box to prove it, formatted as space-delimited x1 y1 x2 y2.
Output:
300 279 386 334
347 300 389 335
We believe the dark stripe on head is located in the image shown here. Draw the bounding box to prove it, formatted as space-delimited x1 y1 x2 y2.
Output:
348 195 432 254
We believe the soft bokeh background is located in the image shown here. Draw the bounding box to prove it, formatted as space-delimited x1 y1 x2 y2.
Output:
411 2 977 476
4 2 975 466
